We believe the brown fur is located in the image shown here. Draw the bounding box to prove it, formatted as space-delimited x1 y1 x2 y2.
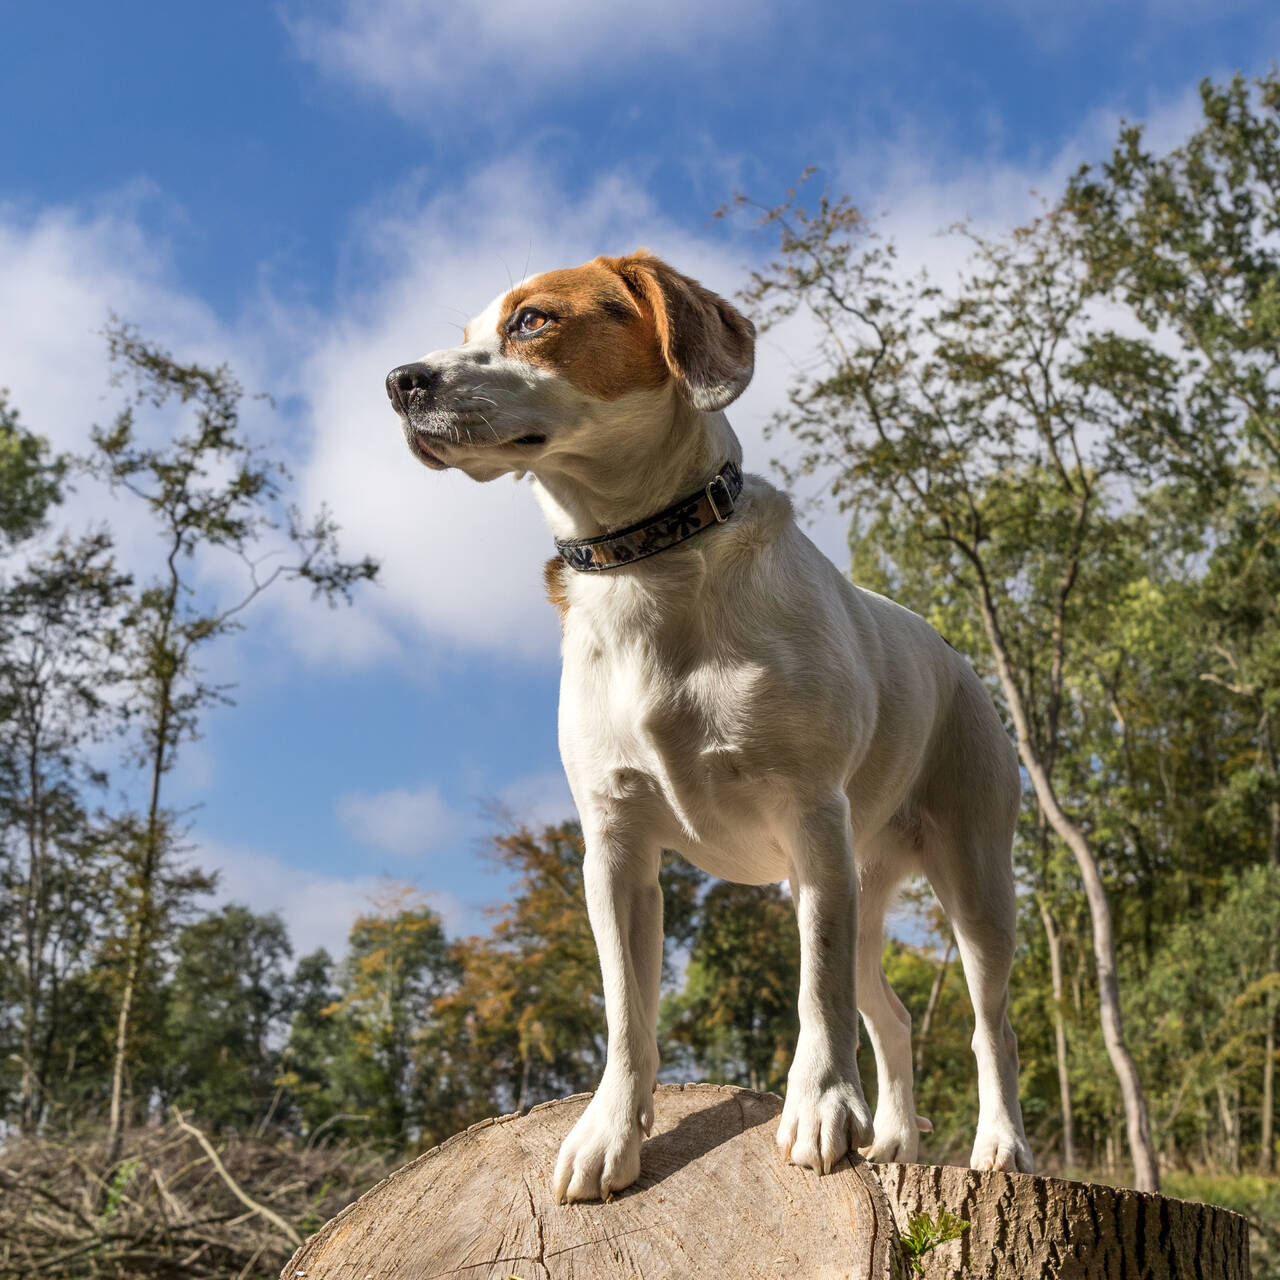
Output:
607 252 756 412
496 260 668 400
543 556 570 624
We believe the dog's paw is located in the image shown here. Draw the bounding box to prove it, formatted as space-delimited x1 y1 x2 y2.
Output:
859 1110 926 1163
777 1078 873 1174
553 1087 652 1203
970 1124 1034 1174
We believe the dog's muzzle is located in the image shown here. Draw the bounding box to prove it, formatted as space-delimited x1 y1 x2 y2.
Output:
385 362 440 417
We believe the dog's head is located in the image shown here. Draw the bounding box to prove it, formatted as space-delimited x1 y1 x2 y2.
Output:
385 251 755 483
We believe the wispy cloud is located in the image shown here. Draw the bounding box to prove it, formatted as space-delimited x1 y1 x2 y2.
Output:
283 0 777 123
200 837 477 956
336 782 462 856
494 769 577 830
0 85 1214 677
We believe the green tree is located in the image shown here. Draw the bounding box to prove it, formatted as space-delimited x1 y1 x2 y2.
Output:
434 825 606 1124
278 947 346 1137
321 888 457 1146
661 882 800 1093
89 321 378 1153
161 905 295 1130
1132 865 1280 1172
733 185 1231 1188
0 533 128 1132
0 392 64 551
1068 71 1280 1171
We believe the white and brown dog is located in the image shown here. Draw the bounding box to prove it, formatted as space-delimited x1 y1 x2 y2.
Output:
386 252 1033 1202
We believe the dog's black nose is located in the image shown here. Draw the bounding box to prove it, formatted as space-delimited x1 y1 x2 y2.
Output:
386 362 439 411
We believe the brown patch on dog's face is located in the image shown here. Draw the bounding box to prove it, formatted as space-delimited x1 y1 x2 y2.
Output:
490 261 669 401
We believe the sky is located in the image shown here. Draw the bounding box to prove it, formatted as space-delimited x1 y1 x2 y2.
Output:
3 1 1277 958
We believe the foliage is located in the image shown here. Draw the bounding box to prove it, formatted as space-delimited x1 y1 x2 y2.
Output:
660 881 800 1093
0 391 64 551
319 889 457 1145
433 824 607 1126
161 906 296 1130
900 1208 970 1274
85 321 378 1147
1 63 1279 1277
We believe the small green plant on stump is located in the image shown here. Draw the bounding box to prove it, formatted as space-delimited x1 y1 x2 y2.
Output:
901 1208 970 1274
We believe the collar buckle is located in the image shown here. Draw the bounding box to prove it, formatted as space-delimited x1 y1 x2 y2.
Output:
706 473 734 523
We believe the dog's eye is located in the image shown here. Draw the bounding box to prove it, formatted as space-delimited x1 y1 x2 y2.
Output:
514 308 550 335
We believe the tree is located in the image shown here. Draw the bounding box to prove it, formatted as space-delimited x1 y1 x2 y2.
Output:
1131 865 1280 1172
320 888 457 1146
731 185 1230 1189
162 905 295 1130
1068 71 1280 1172
0 392 64 552
661 881 800 1093
0 395 123 1133
90 321 378 1153
278 948 345 1137
0 534 128 1132
434 825 606 1125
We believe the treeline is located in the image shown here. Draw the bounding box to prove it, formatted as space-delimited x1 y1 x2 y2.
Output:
0 327 377 1152
0 73 1277 1225
732 70 1280 1187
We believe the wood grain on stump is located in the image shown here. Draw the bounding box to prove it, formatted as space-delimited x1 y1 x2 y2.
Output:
282 1084 1250 1280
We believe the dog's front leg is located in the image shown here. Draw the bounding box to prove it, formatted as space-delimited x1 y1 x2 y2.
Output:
777 794 875 1173
553 834 662 1203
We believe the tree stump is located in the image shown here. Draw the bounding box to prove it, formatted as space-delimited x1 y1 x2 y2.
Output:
282 1084 1251 1280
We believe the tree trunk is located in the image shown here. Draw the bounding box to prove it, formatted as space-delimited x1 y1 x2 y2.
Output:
1037 895 1077 1169
107 942 141 1155
1216 1080 1242 1175
283 1085 1251 1280
1263 1013 1276 1176
914 936 954 1078
1261 785 1278 1175
974 589 1161 1191
107 699 171 1159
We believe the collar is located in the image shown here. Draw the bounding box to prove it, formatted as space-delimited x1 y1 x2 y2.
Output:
554 460 744 572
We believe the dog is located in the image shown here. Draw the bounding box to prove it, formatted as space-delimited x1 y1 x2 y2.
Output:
386 251 1033 1203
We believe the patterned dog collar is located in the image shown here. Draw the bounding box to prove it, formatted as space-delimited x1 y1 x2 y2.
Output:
555 461 744 572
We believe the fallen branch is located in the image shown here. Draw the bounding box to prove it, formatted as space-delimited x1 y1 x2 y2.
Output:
170 1108 302 1248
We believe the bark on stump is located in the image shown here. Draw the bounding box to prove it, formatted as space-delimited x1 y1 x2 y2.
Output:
282 1083 1251 1280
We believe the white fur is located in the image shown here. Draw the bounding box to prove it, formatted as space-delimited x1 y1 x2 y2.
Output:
389 268 1033 1203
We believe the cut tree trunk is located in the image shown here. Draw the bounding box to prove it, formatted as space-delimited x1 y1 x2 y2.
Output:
282 1084 1251 1280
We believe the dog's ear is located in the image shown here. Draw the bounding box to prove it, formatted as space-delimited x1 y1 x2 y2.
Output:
607 250 756 412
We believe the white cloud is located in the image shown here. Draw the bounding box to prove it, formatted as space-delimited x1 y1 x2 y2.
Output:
0 188 203 440
0 189 319 668
200 837 477 957
290 154 860 666
336 781 461 855
494 769 577 830
284 0 775 122
289 84 1211 671
0 82 1218 679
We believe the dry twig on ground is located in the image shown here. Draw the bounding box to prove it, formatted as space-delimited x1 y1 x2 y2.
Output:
0 1121 389 1280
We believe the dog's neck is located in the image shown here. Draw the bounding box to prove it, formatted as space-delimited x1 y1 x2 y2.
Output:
528 397 744 543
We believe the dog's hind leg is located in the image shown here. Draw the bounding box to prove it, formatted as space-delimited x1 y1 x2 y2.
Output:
921 819 1034 1174
854 839 927 1163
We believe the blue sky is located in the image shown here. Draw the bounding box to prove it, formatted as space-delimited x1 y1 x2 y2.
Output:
3 1 1277 956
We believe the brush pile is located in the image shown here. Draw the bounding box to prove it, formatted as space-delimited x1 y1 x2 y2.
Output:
0 1117 388 1279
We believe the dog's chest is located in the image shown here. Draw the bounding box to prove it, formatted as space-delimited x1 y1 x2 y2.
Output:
559 615 791 867
566 632 762 764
